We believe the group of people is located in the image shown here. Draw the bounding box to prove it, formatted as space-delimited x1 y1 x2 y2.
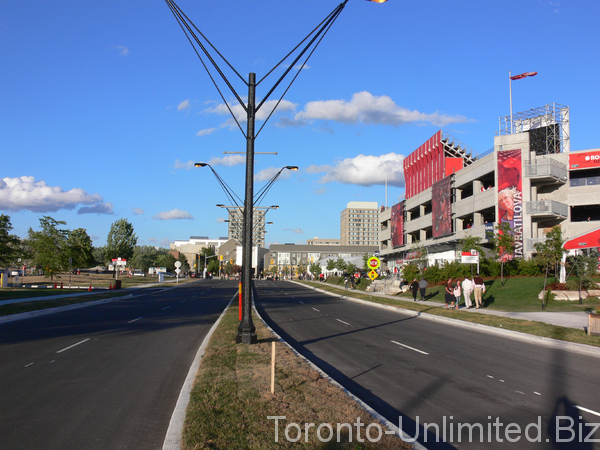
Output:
444 274 486 309
408 277 429 301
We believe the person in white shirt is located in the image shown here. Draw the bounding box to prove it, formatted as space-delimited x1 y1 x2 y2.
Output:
462 277 474 309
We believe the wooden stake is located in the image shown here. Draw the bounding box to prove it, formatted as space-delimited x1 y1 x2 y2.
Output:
270 341 275 394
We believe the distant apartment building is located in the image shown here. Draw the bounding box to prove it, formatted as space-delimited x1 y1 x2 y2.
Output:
340 201 380 246
225 208 268 247
170 236 229 271
306 237 341 246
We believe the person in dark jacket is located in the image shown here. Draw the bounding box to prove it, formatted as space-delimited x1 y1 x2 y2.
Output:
410 279 419 301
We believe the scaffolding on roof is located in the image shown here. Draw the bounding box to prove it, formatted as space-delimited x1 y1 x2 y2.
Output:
499 103 570 154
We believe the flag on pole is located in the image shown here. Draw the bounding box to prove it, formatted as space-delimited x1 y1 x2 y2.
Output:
510 71 538 80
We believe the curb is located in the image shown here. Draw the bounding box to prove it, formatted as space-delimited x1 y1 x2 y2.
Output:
293 281 600 359
162 294 235 450
0 294 134 324
252 302 427 450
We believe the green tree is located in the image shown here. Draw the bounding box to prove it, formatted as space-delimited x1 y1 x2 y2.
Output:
66 228 94 269
199 246 216 273
131 246 161 272
534 226 565 308
156 252 177 272
0 214 22 267
569 253 597 302
347 263 358 276
335 257 347 272
326 259 336 271
105 219 137 262
309 262 321 277
492 222 515 285
402 262 420 284
177 252 190 273
92 246 106 267
27 216 69 279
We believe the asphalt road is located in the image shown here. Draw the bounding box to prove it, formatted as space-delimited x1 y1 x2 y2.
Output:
254 280 600 449
0 279 236 450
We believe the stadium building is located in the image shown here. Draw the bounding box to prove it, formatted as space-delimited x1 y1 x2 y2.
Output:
379 103 600 272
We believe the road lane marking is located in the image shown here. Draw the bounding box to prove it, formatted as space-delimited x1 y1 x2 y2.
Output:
57 338 90 354
487 375 494 379
534 391 542 396
298 300 304 304
336 319 352 326
128 317 143 323
312 308 320 312
390 340 429 355
161 306 170 310
25 362 34 367
574 405 600 417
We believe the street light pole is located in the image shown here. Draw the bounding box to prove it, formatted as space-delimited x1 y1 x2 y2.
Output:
239 72 257 344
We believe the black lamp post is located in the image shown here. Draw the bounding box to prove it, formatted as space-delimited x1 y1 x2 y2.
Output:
168 0 385 343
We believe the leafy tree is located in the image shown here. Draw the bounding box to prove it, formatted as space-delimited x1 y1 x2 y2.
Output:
335 257 347 272
401 262 420 284
0 214 22 267
534 226 565 308
156 252 177 272
569 253 597 302
199 246 216 272
105 219 137 262
66 228 94 269
309 262 321 276
492 222 515 285
207 258 219 275
177 252 190 273
92 246 106 267
27 216 69 279
326 259 336 271
347 263 358 276
131 246 161 272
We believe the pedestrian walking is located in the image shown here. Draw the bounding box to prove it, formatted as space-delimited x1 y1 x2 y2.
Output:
418 277 428 301
462 276 474 308
344 276 349 289
410 279 419 301
473 273 485 308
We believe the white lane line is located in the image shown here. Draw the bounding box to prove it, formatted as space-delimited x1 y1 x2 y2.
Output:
336 319 352 326
487 375 494 379
161 306 170 310
534 391 542 396
298 300 304 304
312 308 320 312
25 362 34 368
573 405 600 418
390 340 429 355
57 338 90 354
128 317 143 324
180 300 187 303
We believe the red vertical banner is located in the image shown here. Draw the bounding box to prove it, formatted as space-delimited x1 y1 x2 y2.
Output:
432 175 453 238
391 202 404 247
497 149 523 260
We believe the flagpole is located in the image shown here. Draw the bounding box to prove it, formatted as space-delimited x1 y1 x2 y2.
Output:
509 70 513 134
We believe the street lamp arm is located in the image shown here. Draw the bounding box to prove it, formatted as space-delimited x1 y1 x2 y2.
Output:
195 162 244 207
254 166 298 206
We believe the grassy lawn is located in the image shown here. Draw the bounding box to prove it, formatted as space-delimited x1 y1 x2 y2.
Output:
300 280 600 348
182 301 407 449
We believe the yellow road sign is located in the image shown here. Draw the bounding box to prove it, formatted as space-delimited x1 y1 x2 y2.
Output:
368 270 378 280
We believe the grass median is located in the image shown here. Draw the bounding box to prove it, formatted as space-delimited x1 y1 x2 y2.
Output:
182 301 408 449
300 280 600 348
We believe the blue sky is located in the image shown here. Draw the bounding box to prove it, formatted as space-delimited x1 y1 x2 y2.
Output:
2 0 599 248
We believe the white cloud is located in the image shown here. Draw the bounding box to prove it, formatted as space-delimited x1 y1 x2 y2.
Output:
133 208 144 215
0 176 103 212
174 159 195 170
255 166 298 182
217 217 225 223
113 45 129 56
178 99 191 111
283 228 304 234
206 99 297 126
307 153 405 187
197 127 216 136
208 155 246 167
77 203 114 215
292 91 469 127
152 209 194 220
